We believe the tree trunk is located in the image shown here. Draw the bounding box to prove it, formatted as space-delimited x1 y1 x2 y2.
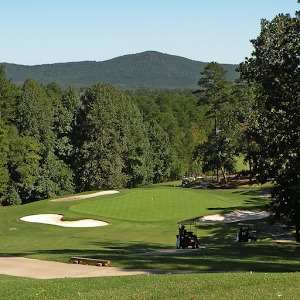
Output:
216 166 219 183
296 223 300 243
248 158 253 181
214 108 220 183
221 166 227 184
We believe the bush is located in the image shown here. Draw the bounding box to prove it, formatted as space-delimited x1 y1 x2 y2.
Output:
0 186 22 206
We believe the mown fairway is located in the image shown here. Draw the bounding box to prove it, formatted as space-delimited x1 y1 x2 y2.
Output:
0 183 266 260
0 182 299 271
0 182 299 299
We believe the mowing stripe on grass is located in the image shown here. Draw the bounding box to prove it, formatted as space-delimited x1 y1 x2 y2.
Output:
69 187 261 222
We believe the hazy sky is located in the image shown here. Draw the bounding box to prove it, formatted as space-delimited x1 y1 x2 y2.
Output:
1 0 299 65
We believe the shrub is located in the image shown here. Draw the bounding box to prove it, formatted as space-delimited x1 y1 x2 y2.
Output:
0 186 22 206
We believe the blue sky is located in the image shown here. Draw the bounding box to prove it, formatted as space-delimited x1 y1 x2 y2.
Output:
1 0 299 65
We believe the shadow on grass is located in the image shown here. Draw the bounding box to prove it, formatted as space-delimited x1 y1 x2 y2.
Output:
3 226 299 273
204 193 269 215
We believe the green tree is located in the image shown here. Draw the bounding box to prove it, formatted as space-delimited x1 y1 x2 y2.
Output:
118 99 153 188
196 62 229 135
6 127 41 202
200 133 236 183
0 66 19 124
147 120 171 183
34 151 74 200
230 79 258 177
131 89 208 180
0 118 9 195
0 186 21 206
239 12 300 241
73 84 132 190
16 79 55 152
195 62 232 181
15 79 74 201
47 84 82 162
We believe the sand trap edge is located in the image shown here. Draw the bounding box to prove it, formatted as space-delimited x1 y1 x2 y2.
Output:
20 214 109 228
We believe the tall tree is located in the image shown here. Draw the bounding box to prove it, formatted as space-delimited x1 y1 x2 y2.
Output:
34 151 74 200
16 79 55 152
195 62 231 181
239 12 300 241
15 79 74 201
146 120 171 183
6 127 41 202
0 117 9 195
118 98 153 188
196 62 229 136
0 66 18 124
230 80 258 177
73 83 151 190
47 84 82 162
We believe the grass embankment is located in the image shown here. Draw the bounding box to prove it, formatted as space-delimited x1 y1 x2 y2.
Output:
0 182 299 298
1 273 299 300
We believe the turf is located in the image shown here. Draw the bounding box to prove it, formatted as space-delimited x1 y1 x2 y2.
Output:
0 182 299 298
0 183 299 271
0 273 299 300
69 187 256 222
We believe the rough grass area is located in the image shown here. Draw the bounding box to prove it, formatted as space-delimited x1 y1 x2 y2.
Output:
0 273 299 300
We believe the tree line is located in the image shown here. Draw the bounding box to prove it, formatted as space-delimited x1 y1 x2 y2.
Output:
0 75 176 205
0 61 248 205
0 4 299 240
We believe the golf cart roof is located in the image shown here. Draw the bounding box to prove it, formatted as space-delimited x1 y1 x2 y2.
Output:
238 223 255 227
178 220 196 226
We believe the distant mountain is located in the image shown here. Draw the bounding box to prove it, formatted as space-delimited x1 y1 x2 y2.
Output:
1 51 239 89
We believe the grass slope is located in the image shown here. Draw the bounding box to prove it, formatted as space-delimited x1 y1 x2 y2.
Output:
0 183 299 272
1 182 299 298
1 273 300 300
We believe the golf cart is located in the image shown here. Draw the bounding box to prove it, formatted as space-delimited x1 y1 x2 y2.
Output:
235 223 257 242
176 221 199 249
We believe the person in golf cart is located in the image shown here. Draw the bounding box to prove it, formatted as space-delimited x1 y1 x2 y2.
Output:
179 225 187 236
236 223 257 242
176 222 199 249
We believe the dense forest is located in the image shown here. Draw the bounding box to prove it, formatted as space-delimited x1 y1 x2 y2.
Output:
1 51 238 89
0 7 299 239
0 62 248 205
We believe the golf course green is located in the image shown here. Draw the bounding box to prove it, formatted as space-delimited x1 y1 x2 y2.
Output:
70 186 252 222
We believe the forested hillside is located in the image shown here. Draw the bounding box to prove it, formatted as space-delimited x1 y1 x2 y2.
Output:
1 51 238 89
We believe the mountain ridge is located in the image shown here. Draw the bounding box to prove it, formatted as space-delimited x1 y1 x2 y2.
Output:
1 51 239 89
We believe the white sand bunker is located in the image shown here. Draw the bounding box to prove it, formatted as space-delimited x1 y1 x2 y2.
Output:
198 210 270 223
50 190 119 202
20 214 109 228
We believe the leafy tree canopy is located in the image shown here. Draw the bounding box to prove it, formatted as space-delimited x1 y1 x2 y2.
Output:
239 12 300 241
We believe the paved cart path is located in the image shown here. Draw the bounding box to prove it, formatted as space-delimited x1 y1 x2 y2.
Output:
0 256 203 279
